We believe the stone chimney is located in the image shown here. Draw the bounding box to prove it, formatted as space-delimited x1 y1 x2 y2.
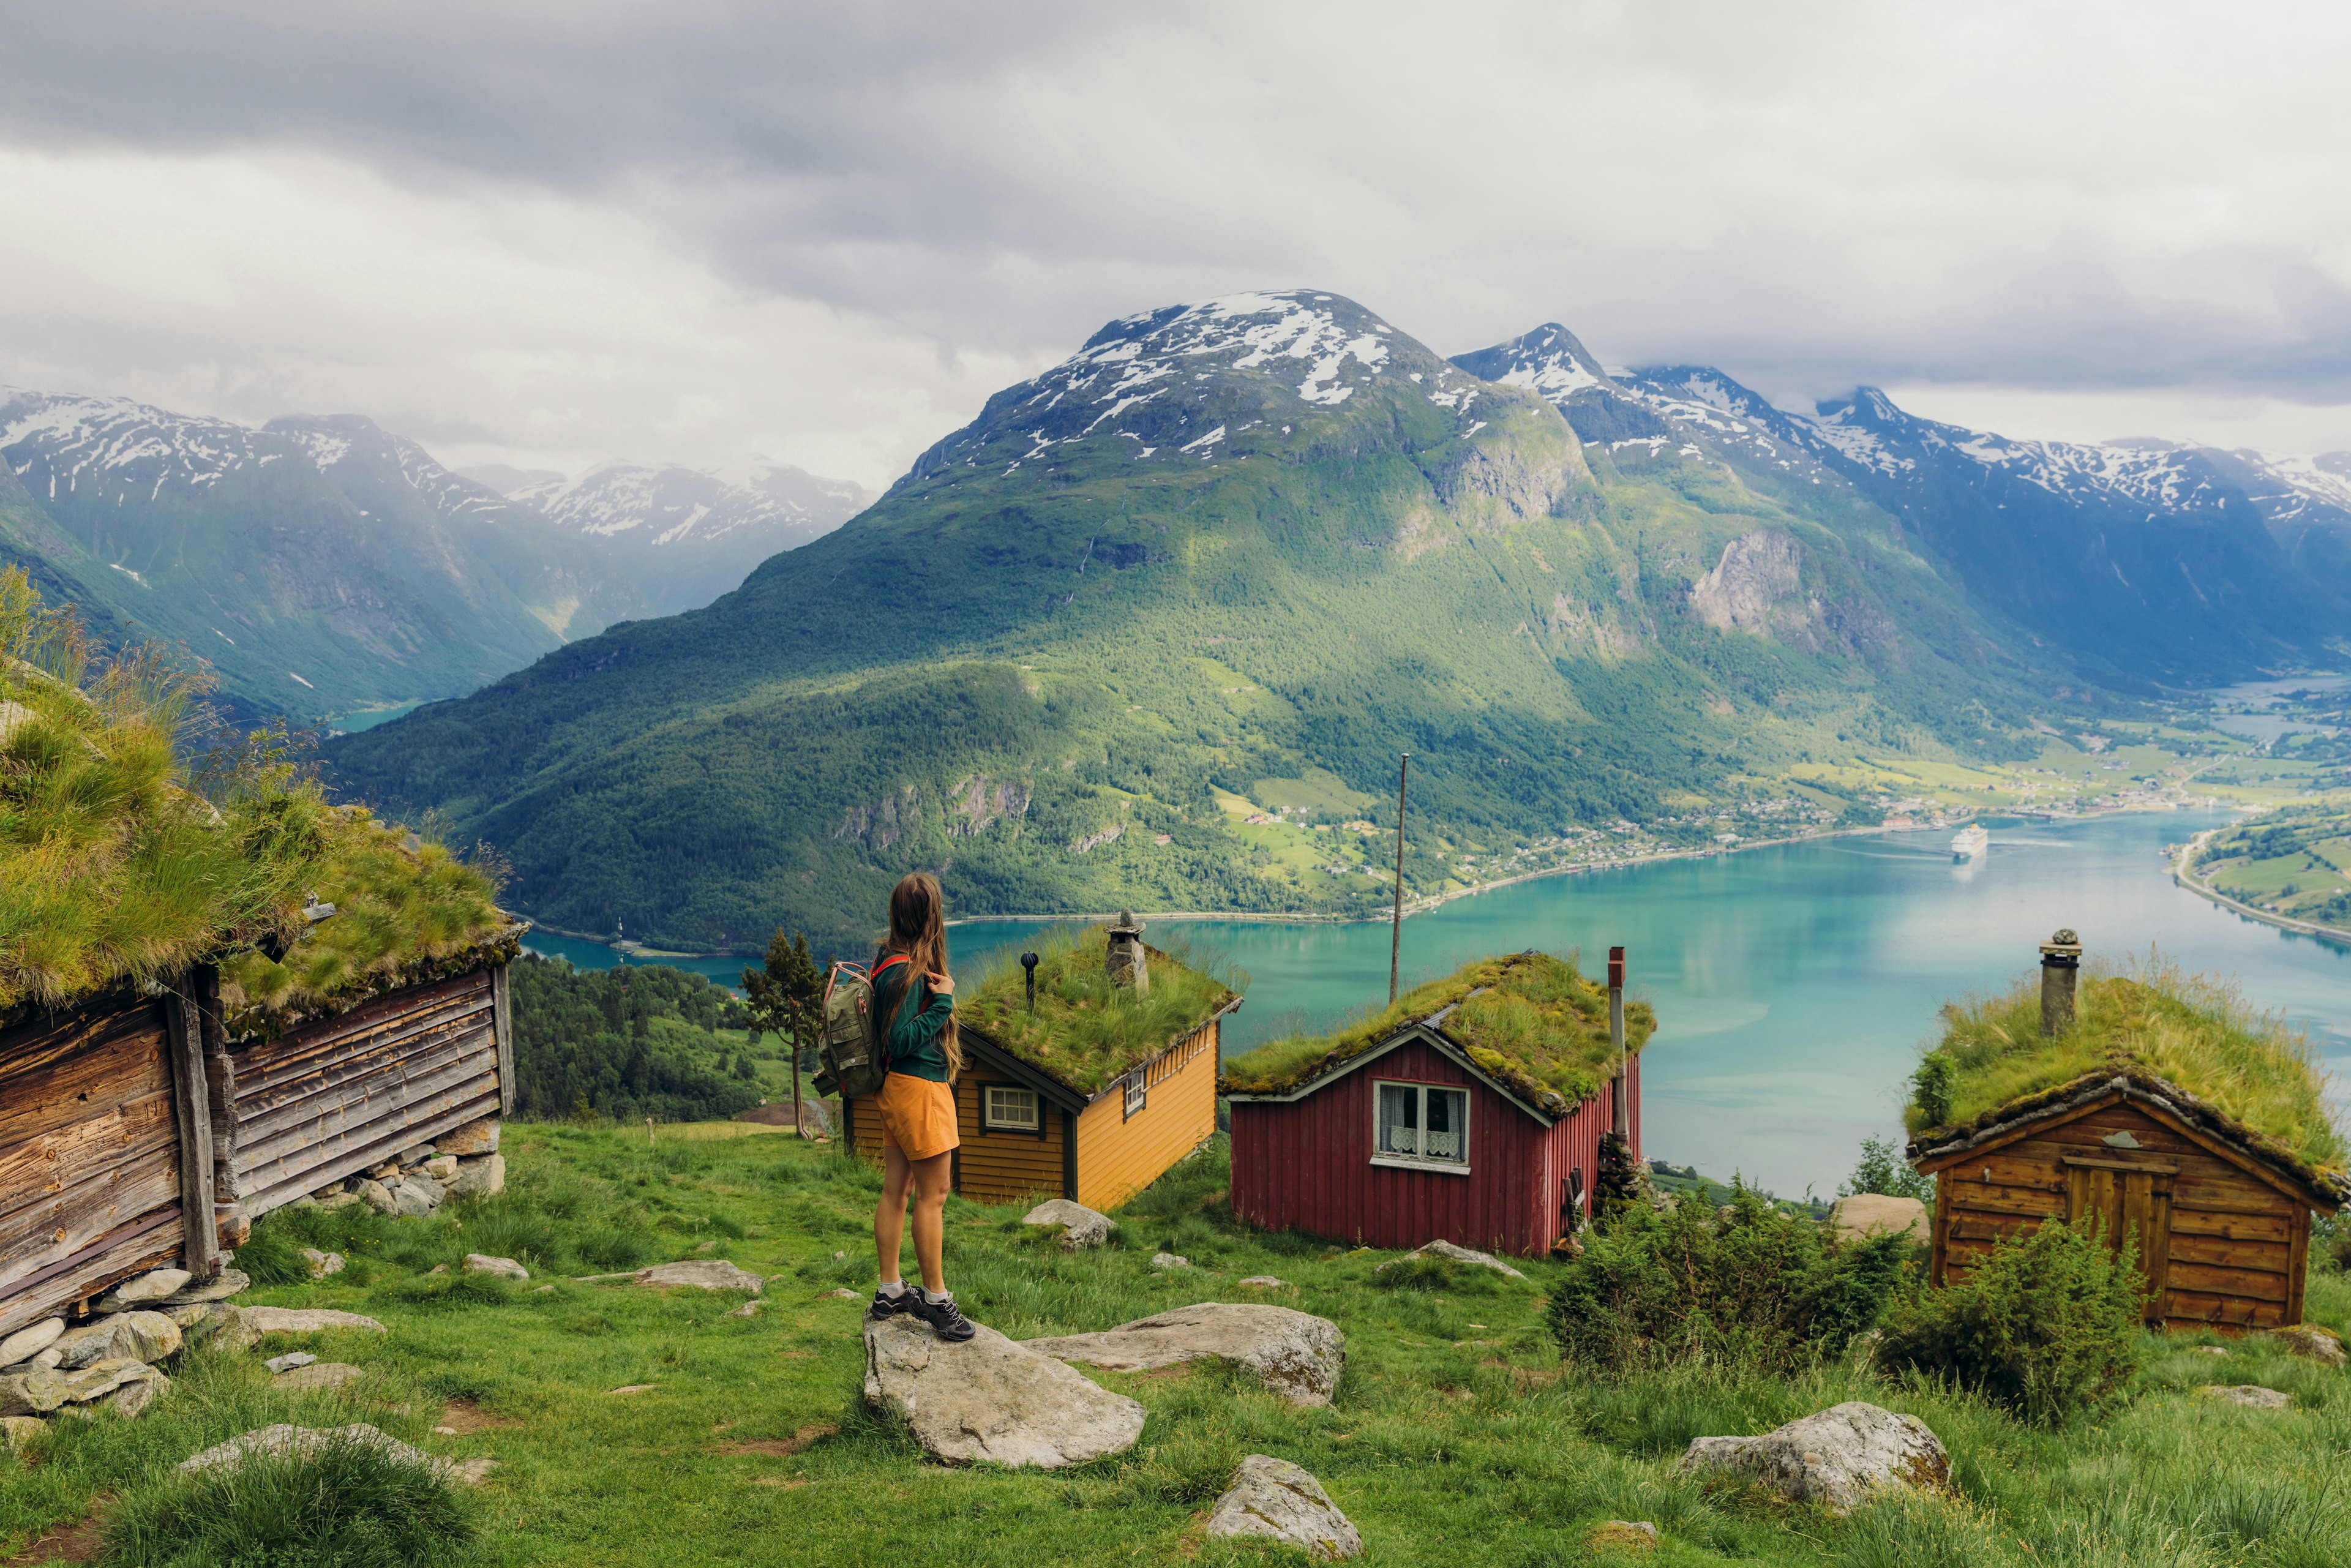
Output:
2038 928 2082 1036
1107 910 1149 996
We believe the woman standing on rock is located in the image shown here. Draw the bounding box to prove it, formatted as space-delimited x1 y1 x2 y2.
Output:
866 872 977 1341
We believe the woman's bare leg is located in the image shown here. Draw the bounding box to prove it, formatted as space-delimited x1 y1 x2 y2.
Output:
907 1150 954 1292
875 1141 913 1283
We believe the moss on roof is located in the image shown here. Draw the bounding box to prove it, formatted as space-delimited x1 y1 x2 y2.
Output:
1905 961 2346 1179
956 923 1240 1097
0 569 507 1019
1219 950 1655 1116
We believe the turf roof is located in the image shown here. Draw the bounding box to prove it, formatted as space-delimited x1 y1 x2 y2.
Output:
1906 962 2347 1182
956 923 1239 1097
1218 950 1654 1116
0 570 506 1020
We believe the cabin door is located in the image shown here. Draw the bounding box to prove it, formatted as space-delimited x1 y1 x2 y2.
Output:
2062 1155 2175 1318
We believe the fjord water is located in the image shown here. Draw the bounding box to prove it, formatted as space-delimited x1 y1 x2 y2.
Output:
530 809 2351 1196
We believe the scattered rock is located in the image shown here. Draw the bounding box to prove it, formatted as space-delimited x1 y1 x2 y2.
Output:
608 1384 658 1395
534 1285 556 1294
392 1175 445 1217
2195 1345 2231 1357
1205 1454 1362 1559
2200 1385 2290 1409
448 1154 506 1198
265 1352 318 1374
1024 1199 1115 1251
863 1315 1144 1468
823 1288 861 1300
53 1311 181 1370
94 1268 191 1311
233 1307 387 1337
356 1178 397 1215
301 1248 347 1280
1590 1520 1659 1551
0 1318 64 1369
1677 1401 1949 1515
0 1414 43 1449
151 1269 250 1309
635 1260 763 1292
437 1117 501 1157
179 1422 455 1479
728 1300 764 1318
1239 1277 1286 1289
449 1455 499 1486
1376 1240 1528 1281
2271 1322 2347 1368
0 1358 165 1416
1024 1303 1347 1406
1826 1195 1928 1242
1150 1253 1190 1270
427 1264 449 1277
463 1254 530 1281
276 1362 367 1392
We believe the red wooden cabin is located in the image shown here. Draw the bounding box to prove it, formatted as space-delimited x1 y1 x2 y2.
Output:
1220 950 1651 1258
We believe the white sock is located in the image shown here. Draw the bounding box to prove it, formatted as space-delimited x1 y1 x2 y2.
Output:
878 1280 907 1297
922 1286 953 1305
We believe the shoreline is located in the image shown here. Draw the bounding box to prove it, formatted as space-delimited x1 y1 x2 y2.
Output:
2171 827 2351 948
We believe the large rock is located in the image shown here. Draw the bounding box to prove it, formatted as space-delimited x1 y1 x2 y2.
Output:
2200 1384 2290 1409
52 1311 181 1370
1024 1303 1346 1407
863 1316 1144 1468
1024 1199 1114 1251
1375 1240 1528 1281
1676 1402 1948 1515
0 1318 63 1369
151 1269 250 1309
2271 1322 2348 1368
0 1358 164 1416
1827 1195 1928 1242
93 1268 190 1311
233 1307 388 1339
179 1422 452 1478
448 1154 506 1198
437 1117 501 1157
1205 1455 1362 1559
635 1260 763 1292
464 1254 530 1281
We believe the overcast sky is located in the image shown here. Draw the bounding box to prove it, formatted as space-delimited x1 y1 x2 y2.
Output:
6 1 2350 489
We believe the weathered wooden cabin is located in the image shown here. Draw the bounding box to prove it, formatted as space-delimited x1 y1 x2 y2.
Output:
846 915 1239 1211
1221 950 1653 1258
1908 938 2349 1330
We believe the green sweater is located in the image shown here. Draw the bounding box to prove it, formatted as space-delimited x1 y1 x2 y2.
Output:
873 961 956 1083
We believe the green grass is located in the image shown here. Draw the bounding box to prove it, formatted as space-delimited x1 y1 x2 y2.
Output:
1908 959 2346 1175
1222 950 1656 1111
958 923 1240 1094
6 1126 2350 1565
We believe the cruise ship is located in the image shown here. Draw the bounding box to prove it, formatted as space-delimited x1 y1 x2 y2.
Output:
1951 822 1990 860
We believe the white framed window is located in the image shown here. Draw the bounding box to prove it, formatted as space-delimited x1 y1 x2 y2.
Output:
1372 1081 1471 1173
1123 1074 1148 1120
983 1084 1040 1133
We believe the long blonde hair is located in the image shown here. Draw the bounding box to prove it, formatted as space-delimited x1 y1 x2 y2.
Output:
883 872 962 1079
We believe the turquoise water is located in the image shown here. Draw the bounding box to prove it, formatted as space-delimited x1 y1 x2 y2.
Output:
528 810 2351 1196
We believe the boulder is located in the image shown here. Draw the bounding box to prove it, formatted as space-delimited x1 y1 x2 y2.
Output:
151 1269 250 1309
1 1414 44 1449
2270 1322 2347 1368
463 1254 530 1281
437 1117 501 1157
1150 1252 1190 1270
94 1268 191 1311
356 1178 397 1215
301 1248 347 1280
392 1175 445 1217
1376 1240 1528 1281
1827 1195 1927 1242
0 1358 164 1416
179 1422 452 1478
863 1315 1144 1468
276 1362 367 1392
0 1318 64 1369
1676 1402 1949 1515
2200 1385 2290 1409
1205 1455 1362 1559
53 1311 181 1370
1024 1303 1346 1407
424 1155 460 1184
635 1259 763 1292
1024 1199 1114 1251
448 1154 506 1198
233 1307 387 1338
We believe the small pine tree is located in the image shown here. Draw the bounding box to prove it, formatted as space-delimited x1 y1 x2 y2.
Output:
1839 1135 1935 1202
743 930 826 1135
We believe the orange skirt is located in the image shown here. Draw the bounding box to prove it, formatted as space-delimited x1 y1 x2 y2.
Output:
876 1072 959 1161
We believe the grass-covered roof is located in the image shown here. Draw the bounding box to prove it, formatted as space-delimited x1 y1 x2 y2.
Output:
0 570 506 1022
956 923 1240 1097
1906 961 2347 1184
1219 950 1655 1116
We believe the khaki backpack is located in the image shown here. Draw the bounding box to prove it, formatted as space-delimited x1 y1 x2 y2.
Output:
812 955 911 1099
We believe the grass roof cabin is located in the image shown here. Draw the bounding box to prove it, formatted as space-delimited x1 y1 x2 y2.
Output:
1907 943 2349 1332
842 917 1240 1210
0 571 518 1337
1220 950 1655 1258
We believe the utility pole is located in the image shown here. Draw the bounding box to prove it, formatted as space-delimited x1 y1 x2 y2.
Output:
1390 752 1410 1004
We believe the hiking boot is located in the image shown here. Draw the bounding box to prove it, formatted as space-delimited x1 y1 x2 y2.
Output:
905 1289 977 1342
865 1285 918 1322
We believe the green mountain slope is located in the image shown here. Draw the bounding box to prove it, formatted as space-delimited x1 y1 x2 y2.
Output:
324 291 2048 950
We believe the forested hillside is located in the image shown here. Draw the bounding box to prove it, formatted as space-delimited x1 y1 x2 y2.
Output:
508 955 760 1123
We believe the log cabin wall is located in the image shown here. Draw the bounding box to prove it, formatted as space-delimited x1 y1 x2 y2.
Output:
1925 1093 2311 1329
224 967 505 1221
0 995 189 1338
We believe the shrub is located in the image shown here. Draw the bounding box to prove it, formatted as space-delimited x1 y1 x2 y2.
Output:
100 1433 478 1567
1876 1214 2145 1426
1548 1183 1914 1371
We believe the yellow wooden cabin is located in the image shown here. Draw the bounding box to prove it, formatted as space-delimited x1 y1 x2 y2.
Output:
847 916 1239 1210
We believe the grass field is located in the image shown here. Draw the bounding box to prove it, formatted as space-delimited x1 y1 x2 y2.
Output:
5 1124 2349 1566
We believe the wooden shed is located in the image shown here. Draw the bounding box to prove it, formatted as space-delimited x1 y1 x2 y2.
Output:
846 918 1239 1211
1221 950 1653 1258
1907 950 2348 1330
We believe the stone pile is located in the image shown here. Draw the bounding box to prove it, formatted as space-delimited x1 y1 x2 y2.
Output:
0 1263 260 1428
298 1117 505 1217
